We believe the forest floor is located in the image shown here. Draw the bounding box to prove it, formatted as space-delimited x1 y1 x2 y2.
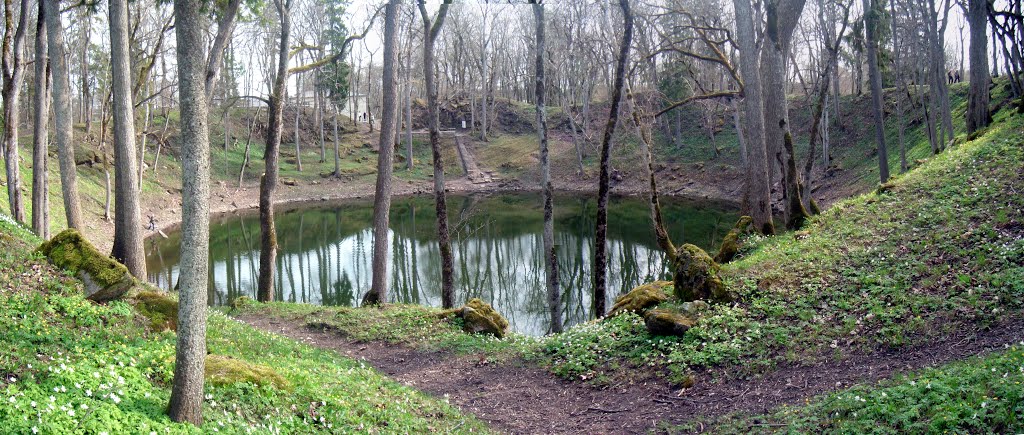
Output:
236 310 1024 434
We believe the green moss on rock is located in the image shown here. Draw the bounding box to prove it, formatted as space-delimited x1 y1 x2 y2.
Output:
714 216 753 264
133 291 178 331
230 296 254 311
644 309 695 337
607 281 673 317
458 298 509 338
672 244 732 303
36 229 135 302
204 355 289 390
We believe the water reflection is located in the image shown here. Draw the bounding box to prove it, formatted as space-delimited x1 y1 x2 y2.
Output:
146 193 737 335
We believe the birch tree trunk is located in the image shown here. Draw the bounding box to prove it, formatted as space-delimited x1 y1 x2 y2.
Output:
109 0 147 279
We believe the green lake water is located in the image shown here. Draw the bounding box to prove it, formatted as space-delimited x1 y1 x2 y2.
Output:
145 193 738 335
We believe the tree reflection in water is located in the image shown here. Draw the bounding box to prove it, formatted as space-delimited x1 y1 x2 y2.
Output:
146 193 735 335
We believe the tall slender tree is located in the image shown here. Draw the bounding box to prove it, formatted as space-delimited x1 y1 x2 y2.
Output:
863 0 889 183
363 0 399 306
2 0 29 223
32 0 50 239
593 0 632 318
167 0 210 424
533 1 562 333
109 0 146 279
44 0 83 230
257 0 294 302
417 1 455 309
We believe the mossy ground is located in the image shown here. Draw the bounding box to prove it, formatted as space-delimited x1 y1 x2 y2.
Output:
0 215 488 433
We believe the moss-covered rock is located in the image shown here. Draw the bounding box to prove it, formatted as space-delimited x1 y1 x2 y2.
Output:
607 281 673 317
133 291 178 331
672 244 732 303
37 229 135 302
714 216 753 264
230 296 254 311
204 355 289 390
644 309 695 337
458 298 508 338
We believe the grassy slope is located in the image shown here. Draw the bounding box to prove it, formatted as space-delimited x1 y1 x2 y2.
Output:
238 104 1023 430
0 217 487 433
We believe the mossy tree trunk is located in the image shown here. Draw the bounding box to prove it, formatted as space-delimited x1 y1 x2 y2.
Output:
258 0 292 303
965 0 990 134
167 0 210 423
593 0 632 318
417 2 455 309
863 0 890 184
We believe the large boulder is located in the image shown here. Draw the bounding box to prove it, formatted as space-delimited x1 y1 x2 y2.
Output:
714 216 753 264
458 298 509 338
672 244 732 303
37 229 135 302
644 309 696 337
607 281 673 317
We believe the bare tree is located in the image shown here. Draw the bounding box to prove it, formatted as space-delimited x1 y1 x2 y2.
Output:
734 0 775 234
363 0 399 306
966 0 990 133
593 0 632 318
417 1 455 309
109 0 147 279
167 0 210 424
32 0 50 239
533 2 561 333
44 0 83 230
863 0 890 183
2 0 29 223
257 0 293 303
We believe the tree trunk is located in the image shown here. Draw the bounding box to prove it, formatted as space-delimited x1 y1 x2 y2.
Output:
204 0 242 102
966 0 990 133
533 3 562 333
32 0 50 239
239 107 259 187
109 0 146 279
363 0 399 306
80 11 91 134
594 0 632 318
405 43 414 171
333 104 341 176
734 0 775 235
167 0 210 424
2 0 29 223
44 0 83 230
417 2 455 309
864 0 890 184
257 0 292 303
294 71 303 171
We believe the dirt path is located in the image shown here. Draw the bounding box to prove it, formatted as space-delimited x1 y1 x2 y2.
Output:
237 314 1024 434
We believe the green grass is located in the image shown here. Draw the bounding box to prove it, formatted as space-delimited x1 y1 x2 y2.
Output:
0 215 488 433
685 344 1024 433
